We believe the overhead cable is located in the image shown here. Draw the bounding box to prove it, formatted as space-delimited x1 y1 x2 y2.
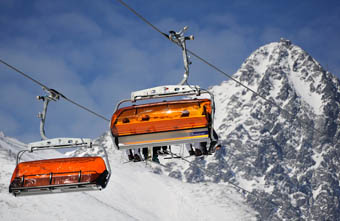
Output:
0 58 110 122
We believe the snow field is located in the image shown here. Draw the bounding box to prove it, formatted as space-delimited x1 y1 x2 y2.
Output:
0 133 256 221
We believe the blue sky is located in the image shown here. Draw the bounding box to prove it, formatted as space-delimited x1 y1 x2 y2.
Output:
1 0 340 142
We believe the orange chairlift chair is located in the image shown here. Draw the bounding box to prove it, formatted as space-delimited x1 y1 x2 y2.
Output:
9 90 111 197
110 26 217 150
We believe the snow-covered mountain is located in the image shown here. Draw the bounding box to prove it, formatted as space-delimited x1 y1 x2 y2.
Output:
0 132 256 221
2 38 340 220
208 38 340 220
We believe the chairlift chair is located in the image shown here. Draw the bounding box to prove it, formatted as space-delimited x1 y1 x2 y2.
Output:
110 27 217 151
111 96 213 150
9 90 111 197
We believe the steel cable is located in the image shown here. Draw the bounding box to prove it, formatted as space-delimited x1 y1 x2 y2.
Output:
0 58 110 122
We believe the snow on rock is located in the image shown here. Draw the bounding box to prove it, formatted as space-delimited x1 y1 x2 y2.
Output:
206 39 340 220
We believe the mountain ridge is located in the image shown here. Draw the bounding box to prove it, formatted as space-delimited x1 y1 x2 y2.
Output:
209 38 340 220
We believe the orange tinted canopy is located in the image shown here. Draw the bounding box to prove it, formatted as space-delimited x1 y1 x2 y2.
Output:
111 99 212 137
9 157 107 189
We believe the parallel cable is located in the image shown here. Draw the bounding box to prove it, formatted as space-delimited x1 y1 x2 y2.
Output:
116 0 323 136
0 59 49 90
0 58 110 122
62 97 110 122
186 49 323 135
116 0 167 38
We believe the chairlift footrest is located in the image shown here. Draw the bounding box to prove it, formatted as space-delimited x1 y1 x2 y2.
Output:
163 156 181 159
10 182 101 197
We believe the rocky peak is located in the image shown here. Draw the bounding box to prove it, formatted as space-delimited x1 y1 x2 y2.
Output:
233 38 336 117
209 39 340 220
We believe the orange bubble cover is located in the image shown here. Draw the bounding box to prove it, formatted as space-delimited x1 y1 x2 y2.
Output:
111 99 212 136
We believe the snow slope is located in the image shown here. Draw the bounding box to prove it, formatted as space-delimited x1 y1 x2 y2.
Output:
0 132 256 221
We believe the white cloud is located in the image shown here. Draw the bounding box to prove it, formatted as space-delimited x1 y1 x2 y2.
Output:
50 12 103 38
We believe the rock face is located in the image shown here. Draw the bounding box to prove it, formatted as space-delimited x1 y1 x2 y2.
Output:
208 38 340 220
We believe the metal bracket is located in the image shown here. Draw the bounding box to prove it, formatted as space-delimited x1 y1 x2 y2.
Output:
168 26 194 85
37 88 61 140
